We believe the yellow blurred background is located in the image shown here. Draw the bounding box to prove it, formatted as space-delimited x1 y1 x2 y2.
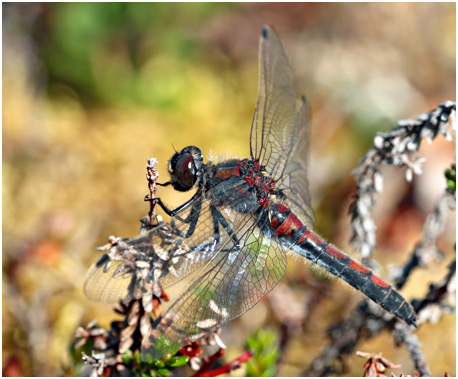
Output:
3 3 455 376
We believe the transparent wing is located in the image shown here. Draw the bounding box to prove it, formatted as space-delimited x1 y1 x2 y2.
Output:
250 26 314 227
84 179 259 303
84 260 133 303
143 218 287 359
275 97 314 227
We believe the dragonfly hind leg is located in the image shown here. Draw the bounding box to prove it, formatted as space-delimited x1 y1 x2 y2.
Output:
210 205 243 248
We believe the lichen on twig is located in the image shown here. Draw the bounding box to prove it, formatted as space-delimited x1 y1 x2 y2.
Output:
305 102 456 377
350 101 456 260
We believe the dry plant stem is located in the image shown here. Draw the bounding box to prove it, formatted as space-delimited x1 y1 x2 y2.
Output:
412 260 456 319
350 101 456 261
394 189 456 289
6 283 49 376
386 261 455 377
304 262 455 377
302 301 378 377
304 102 456 377
80 158 161 376
393 323 431 377
146 158 159 227
81 156 231 376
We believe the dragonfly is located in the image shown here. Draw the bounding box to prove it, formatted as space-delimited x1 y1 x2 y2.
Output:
84 25 416 360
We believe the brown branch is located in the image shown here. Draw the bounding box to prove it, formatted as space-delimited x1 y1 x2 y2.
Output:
303 261 455 376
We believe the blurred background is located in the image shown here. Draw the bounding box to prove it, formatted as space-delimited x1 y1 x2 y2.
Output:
2 3 455 376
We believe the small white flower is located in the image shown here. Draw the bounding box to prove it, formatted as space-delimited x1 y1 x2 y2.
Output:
214 333 227 349
190 357 202 371
405 168 413 182
374 135 384 149
407 139 418 151
373 171 383 192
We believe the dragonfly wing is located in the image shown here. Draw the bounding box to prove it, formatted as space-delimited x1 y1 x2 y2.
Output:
84 182 260 302
250 25 314 228
250 25 297 180
143 217 287 359
275 97 314 228
84 260 133 303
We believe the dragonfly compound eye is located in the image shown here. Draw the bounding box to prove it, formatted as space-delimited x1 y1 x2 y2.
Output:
168 146 203 192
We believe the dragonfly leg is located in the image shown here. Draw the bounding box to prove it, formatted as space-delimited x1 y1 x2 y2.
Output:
151 190 202 217
169 198 203 238
210 205 243 247
182 200 203 238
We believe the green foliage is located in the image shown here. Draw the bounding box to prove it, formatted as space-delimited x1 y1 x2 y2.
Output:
164 355 190 368
244 329 280 377
445 164 456 192
122 349 189 377
40 3 234 108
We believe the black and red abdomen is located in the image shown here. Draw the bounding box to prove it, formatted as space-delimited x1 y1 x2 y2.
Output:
269 201 417 327
270 202 320 245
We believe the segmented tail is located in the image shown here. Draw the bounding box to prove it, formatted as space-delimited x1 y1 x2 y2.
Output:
270 202 417 326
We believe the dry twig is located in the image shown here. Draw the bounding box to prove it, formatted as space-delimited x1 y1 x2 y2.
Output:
304 102 456 376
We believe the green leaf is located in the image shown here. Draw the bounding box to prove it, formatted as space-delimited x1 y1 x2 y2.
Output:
446 179 456 191
156 368 170 376
445 165 456 192
121 350 134 365
165 355 189 368
153 359 165 369
244 329 279 377
134 350 142 365
153 336 182 359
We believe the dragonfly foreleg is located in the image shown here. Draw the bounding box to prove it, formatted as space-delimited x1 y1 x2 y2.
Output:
151 190 202 217
169 197 203 238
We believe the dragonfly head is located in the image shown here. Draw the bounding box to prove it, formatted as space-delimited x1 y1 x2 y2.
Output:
168 146 204 192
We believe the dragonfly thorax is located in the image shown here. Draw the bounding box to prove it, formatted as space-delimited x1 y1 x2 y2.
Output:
241 159 275 208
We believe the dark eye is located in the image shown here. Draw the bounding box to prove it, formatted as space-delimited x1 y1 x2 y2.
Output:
174 153 195 190
168 146 203 192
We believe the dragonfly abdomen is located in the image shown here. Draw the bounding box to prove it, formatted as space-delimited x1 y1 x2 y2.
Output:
269 202 417 327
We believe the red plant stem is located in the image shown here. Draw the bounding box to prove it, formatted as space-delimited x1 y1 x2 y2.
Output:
193 349 225 375
194 350 254 377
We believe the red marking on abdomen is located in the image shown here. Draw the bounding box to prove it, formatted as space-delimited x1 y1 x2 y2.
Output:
349 260 370 273
214 167 241 179
271 217 279 228
274 212 304 237
371 274 390 288
276 203 290 213
297 229 325 245
297 230 309 244
304 230 324 245
326 245 348 259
